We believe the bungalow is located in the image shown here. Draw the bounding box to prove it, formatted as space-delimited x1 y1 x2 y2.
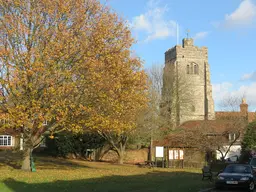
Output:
153 99 256 167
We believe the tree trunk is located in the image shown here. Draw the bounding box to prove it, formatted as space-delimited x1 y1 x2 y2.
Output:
95 144 111 161
117 149 125 164
149 135 153 161
21 148 32 171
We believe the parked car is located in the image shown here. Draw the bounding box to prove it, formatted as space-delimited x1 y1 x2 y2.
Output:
249 156 256 170
215 164 255 191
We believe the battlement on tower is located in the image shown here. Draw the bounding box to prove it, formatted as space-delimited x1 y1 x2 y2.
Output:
165 38 208 63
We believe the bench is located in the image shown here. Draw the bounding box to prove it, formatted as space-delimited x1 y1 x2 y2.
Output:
138 161 155 168
144 161 155 168
202 165 213 181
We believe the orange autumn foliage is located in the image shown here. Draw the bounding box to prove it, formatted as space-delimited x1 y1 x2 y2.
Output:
0 0 148 169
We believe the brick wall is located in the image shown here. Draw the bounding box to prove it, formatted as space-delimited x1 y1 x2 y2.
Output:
102 148 149 164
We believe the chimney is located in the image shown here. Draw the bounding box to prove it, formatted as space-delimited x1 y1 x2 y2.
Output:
240 98 248 116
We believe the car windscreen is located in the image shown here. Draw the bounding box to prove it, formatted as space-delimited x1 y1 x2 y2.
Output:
223 165 251 174
250 158 256 166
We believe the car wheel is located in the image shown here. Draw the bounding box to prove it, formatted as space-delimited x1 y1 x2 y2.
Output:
249 181 255 192
215 185 222 190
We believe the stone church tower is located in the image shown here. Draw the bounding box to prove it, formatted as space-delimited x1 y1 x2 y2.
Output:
162 38 215 126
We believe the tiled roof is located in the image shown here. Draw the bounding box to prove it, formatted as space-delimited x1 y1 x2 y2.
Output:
0 128 20 136
179 119 238 133
248 112 256 122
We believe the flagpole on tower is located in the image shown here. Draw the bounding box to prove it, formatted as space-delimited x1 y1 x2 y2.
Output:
176 22 179 45
186 29 190 39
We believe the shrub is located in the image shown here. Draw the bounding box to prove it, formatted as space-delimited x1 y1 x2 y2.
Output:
43 132 106 158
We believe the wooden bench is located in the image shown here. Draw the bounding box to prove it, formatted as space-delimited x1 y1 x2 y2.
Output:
138 161 155 168
202 166 213 181
144 161 155 168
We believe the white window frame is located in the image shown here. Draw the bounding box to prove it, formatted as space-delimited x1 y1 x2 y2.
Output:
169 149 184 160
228 133 236 142
0 135 13 146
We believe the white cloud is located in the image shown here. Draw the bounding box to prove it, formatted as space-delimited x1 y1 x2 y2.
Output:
217 0 256 28
229 83 256 109
193 31 209 40
213 82 256 111
132 14 151 32
131 0 176 42
212 82 233 102
241 71 256 81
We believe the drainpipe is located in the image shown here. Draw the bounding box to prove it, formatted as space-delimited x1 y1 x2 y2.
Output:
20 133 24 150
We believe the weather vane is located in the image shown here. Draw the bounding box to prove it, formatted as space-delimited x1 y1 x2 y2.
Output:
186 29 190 39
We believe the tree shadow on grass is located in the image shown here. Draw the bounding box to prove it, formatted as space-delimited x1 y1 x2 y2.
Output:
0 155 95 170
35 157 93 170
0 151 22 169
3 171 213 192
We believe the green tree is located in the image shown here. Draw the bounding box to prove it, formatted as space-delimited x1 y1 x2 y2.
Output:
242 121 256 153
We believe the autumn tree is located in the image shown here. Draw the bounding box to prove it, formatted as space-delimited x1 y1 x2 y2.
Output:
78 46 148 164
0 0 146 170
67 4 148 164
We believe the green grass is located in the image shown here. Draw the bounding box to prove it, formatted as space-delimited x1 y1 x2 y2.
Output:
0 156 213 192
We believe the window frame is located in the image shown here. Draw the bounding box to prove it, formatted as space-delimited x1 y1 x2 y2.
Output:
228 133 237 142
0 135 13 147
169 149 184 160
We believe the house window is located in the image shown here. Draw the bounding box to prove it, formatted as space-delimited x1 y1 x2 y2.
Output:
179 150 184 159
169 149 184 160
0 135 12 146
228 133 237 142
43 120 47 126
174 150 179 159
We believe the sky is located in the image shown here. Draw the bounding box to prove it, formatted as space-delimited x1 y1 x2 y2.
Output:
104 0 256 111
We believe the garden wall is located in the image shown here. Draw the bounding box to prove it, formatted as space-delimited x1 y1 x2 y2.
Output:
101 148 149 164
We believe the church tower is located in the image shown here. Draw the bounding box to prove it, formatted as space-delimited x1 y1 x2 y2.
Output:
162 38 215 126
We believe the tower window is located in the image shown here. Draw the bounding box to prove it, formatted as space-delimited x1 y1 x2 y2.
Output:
194 64 199 74
187 63 199 75
186 65 190 74
191 105 195 112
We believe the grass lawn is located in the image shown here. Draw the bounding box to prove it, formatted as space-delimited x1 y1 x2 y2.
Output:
0 156 213 192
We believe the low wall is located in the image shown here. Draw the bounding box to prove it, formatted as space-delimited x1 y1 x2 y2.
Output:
102 147 205 168
102 148 149 164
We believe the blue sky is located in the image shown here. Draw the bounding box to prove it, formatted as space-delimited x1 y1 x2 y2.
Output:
105 0 256 111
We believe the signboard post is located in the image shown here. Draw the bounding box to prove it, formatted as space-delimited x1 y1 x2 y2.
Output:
156 146 164 168
156 146 164 157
